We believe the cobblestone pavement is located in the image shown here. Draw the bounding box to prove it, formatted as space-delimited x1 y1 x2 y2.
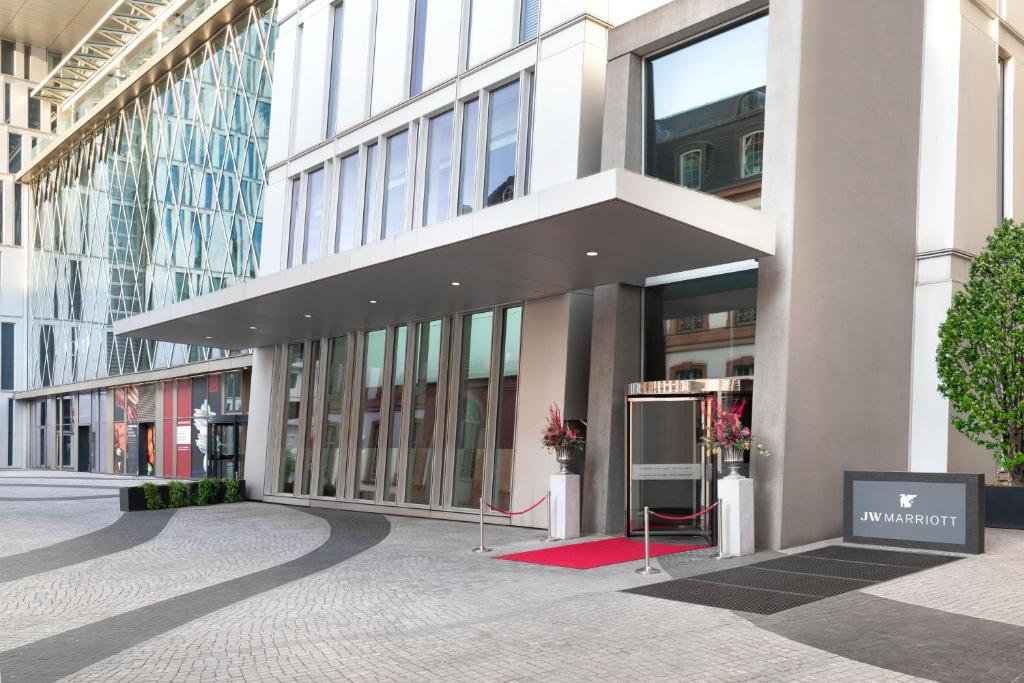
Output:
1 471 1023 682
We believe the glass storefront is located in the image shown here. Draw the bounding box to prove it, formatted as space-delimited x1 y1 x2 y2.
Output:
645 14 768 208
273 305 522 513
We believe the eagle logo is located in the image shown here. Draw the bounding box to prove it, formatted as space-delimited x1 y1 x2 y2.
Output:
899 494 917 509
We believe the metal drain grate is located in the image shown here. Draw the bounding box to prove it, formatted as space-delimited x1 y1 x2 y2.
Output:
625 578 821 615
624 545 962 615
800 545 960 569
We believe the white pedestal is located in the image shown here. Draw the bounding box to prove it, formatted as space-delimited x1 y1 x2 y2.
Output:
718 477 754 557
549 474 580 540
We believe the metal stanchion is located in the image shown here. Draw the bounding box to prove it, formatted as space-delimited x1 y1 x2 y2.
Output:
472 497 491 553
716 497 725 560
539 490 554 542
635 506 661 575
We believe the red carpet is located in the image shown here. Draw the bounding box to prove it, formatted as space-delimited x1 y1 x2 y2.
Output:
495 537 709 569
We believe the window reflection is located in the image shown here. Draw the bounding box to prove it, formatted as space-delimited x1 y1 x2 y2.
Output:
458 99 479 215
646 15 768 208
423 110 454 225
382 131 408 238
354 329 386 500
484 81 520 207
362 143 379 244
278 343 304 494
451 311 493 509
303 168 324 263
318 336 349 498
335 154 358 252
405 319 442 505
383 325 408 502
491 306 521 510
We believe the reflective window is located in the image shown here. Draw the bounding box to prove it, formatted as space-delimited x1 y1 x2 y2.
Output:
278 343 304 494
8 133 21 174
28 98 40 130
451 310 493 508
405 319 441 505
335 153 358 252
299 340 321 495
303 167 325 263
423 110 454 225
646 15 768 207
361 143 379 244
318 336 349 497
326 3 344 138
12 183 19 246
3 84 8 124
354 329 386 500
383 325 408 502
0 41 12 76
484 81 519 207
680 149 702 189
0 322 13 391
520 0 539 42
491 306 521 510
457 98 479 215
382 130 408 238
643 269 757 381
411 0 429 96
287 178 300 267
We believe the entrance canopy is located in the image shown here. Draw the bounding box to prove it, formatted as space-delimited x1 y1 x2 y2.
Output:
114 169 775 349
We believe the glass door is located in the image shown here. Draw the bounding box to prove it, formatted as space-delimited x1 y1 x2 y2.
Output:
626 396 710 537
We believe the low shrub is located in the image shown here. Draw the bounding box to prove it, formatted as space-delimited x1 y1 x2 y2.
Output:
168 480 191 508
194 478 222 506
223 478 243 503
142 482 165 510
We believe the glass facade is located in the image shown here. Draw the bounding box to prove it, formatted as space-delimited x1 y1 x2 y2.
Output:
273 306 521 512
646 15 768 208
27 0 276 389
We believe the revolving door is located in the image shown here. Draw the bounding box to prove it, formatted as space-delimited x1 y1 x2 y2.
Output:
626 378 753 538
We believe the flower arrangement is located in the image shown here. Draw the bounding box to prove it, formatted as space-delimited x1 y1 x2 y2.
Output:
541 404 585 451
701 397 770 457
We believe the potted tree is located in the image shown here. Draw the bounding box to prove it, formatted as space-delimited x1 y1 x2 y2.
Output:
937 219 1024 528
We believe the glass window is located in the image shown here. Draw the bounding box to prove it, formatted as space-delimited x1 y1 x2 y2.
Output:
278 343 304 494
326 3 344 138
410 0 429 96
484 81 520 207
0 322 13 391
335 153 358 251
741 131 763 178
405 319 442 505
28 97 40 130
3 84 8 124
13 183 20 246
423 110 454 225
303 167 325 263
287 177 300 266
8 132 20 174
1 41 13 76
23 44 29 79
679 149 702 189
491 307 521 510
520 0 540 42
361 143 379 244
457 98 479 215
383 325 408 502
451 310 493 509
318 336 349 497
46 50 60 72
354 329 386 500
382 130 409 238
299 340 320 495
646 15 768 205
643 269 758 382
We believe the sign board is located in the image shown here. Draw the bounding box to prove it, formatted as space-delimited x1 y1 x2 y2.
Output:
844 471 984 554
176 424 191 445
631 463 702 480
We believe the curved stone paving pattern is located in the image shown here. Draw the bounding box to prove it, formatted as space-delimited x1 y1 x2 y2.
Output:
2 471 1024 682
0 497 123 558
0 503 329 652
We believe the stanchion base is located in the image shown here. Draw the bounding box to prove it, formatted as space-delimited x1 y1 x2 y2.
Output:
634 566 661 575
538 535 557 542
471 547 492 553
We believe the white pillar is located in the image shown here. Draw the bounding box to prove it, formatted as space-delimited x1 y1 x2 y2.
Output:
549 473 580 540
719 477 754 557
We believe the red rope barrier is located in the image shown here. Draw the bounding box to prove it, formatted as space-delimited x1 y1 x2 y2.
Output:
647 500 719 522
484 494 548 516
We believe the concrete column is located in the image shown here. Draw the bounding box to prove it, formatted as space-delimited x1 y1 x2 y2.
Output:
244 346 276 501
582 283 641 535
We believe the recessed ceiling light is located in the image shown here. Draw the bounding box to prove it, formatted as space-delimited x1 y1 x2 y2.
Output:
248 325 257 330
204 336 212 340
451 281 461 287
586 251 599 257
303 314 312 318
369 299 378 304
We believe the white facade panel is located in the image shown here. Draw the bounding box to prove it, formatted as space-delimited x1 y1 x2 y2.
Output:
419 0 461 91
530 40 585 191
292 4 332 152
337 0 375 130
0 249 24 316
371 0 413 114
267 22 297 165
467 0 515 67
260 178 290 276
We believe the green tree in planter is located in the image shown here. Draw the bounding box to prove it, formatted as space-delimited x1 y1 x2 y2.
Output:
937 219 1024 484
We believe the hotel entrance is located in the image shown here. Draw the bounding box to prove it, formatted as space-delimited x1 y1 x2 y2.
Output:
626 378 753 538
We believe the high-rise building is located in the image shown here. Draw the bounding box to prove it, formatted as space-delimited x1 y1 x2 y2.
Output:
2 0 1018 549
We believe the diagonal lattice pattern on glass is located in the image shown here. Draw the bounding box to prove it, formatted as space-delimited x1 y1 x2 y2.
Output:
28 1 277 389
